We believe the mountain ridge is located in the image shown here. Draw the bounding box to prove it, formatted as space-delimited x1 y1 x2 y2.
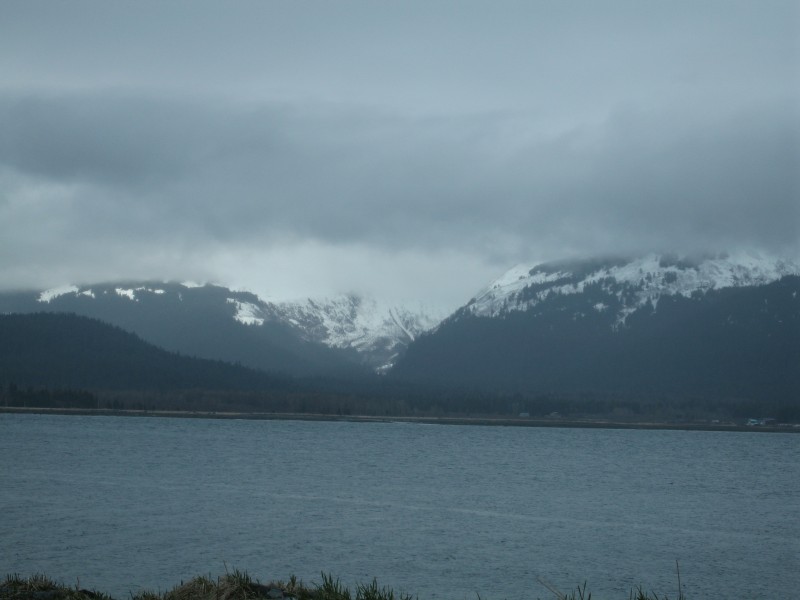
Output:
461 251 800 326
2 251 799 417
1 282 443 374
394 252 800 406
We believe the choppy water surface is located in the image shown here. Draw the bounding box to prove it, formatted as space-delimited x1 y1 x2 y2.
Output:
1 414 798 599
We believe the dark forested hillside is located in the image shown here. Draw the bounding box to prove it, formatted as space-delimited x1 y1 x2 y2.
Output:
393 276 800 405
0 283 367 378
0 312 295 392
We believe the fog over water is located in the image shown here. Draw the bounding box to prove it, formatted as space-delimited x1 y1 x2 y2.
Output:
2 414 798 599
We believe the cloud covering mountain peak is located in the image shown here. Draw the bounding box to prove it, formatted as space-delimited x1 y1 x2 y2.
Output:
1 2 797 308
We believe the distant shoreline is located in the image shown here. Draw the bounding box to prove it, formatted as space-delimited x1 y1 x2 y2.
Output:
1 405 796 433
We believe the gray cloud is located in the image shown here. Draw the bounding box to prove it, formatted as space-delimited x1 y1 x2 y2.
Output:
2 92 794 250
0 1 797 305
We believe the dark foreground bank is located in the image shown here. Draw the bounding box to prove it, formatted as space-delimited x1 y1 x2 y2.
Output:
1 571 686 600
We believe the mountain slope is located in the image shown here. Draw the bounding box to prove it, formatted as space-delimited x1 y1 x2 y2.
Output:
0 283 366 376
466 253 799 324
264 294 444 372
0 283 443 375
0 312 294 391
393 253 800 404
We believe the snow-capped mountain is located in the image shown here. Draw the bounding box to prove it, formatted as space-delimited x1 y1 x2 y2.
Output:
3 282 443 374
394 252 800 403
219 292 444 371
270 295 444 372
466 252 800 327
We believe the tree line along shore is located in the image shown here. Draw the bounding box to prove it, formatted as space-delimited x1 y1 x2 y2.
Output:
1 405 796 433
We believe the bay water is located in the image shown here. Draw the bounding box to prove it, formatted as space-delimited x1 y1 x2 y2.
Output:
1 414 797 599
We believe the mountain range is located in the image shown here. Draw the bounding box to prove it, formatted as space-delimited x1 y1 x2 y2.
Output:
1 251 798 415
0 283 442 375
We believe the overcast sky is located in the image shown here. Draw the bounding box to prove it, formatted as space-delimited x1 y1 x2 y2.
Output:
1 1 797 308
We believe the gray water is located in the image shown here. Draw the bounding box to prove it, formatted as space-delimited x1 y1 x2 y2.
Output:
1 414 798 599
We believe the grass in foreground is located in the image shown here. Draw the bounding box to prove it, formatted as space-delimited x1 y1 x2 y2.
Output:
1 570 686 600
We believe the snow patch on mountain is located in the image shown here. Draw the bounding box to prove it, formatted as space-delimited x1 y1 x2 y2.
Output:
275 294 445 371
226 298 266 326
38 285 80 303
467 252 800 325
115 288 137 301
219 292 446 371
112 286 168 301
